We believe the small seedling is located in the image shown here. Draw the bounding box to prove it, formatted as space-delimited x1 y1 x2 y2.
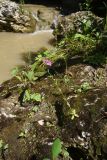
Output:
18 130 28 138
69 109 79 120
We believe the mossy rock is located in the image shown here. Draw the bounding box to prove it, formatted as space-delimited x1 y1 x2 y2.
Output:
52 11 104 41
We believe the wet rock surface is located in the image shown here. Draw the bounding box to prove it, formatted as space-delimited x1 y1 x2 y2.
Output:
23 4 59 31
0 0 36 32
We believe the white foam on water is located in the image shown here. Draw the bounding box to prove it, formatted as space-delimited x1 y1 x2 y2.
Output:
31 29 53 36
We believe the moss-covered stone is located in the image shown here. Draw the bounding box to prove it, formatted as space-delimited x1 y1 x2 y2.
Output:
52 11 104 41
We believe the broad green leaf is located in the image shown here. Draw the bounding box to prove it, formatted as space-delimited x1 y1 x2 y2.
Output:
51 138 62 160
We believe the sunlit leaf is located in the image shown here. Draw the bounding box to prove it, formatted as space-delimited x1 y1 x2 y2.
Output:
51 138 62 160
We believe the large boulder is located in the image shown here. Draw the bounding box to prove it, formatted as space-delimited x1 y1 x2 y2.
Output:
0 63 107 159
0 0 36 32
52 11 104 41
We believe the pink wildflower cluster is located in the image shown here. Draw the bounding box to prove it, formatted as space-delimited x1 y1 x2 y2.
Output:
43 59 52 66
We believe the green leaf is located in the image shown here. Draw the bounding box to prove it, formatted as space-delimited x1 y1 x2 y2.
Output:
32 106 38 112
74 33 86 40
81 82 91 91
51 138 62 160
25 71 35 81
18 132 25 138
23 90 31 102
84 20 91 32
31 93 42 102
35 54 42 61
43 50 50 56
18 130 27 138
11 67 19 76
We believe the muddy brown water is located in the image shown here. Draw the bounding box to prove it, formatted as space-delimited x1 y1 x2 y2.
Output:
0 4 58 84
0 30 54 83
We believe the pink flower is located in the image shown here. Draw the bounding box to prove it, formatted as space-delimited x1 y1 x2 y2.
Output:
43 59 52 66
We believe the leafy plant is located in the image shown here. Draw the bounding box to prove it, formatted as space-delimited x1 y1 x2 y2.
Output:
51 138 62 160
68 109 79 120
81 82 91 92
18 129 28 138
43 138 69 160
23 89 42 103
11 67 38 84
75 82 91 93
24 70 37 82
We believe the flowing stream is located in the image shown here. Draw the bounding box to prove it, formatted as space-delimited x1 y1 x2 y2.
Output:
0 30 54 83
0 3 58 84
